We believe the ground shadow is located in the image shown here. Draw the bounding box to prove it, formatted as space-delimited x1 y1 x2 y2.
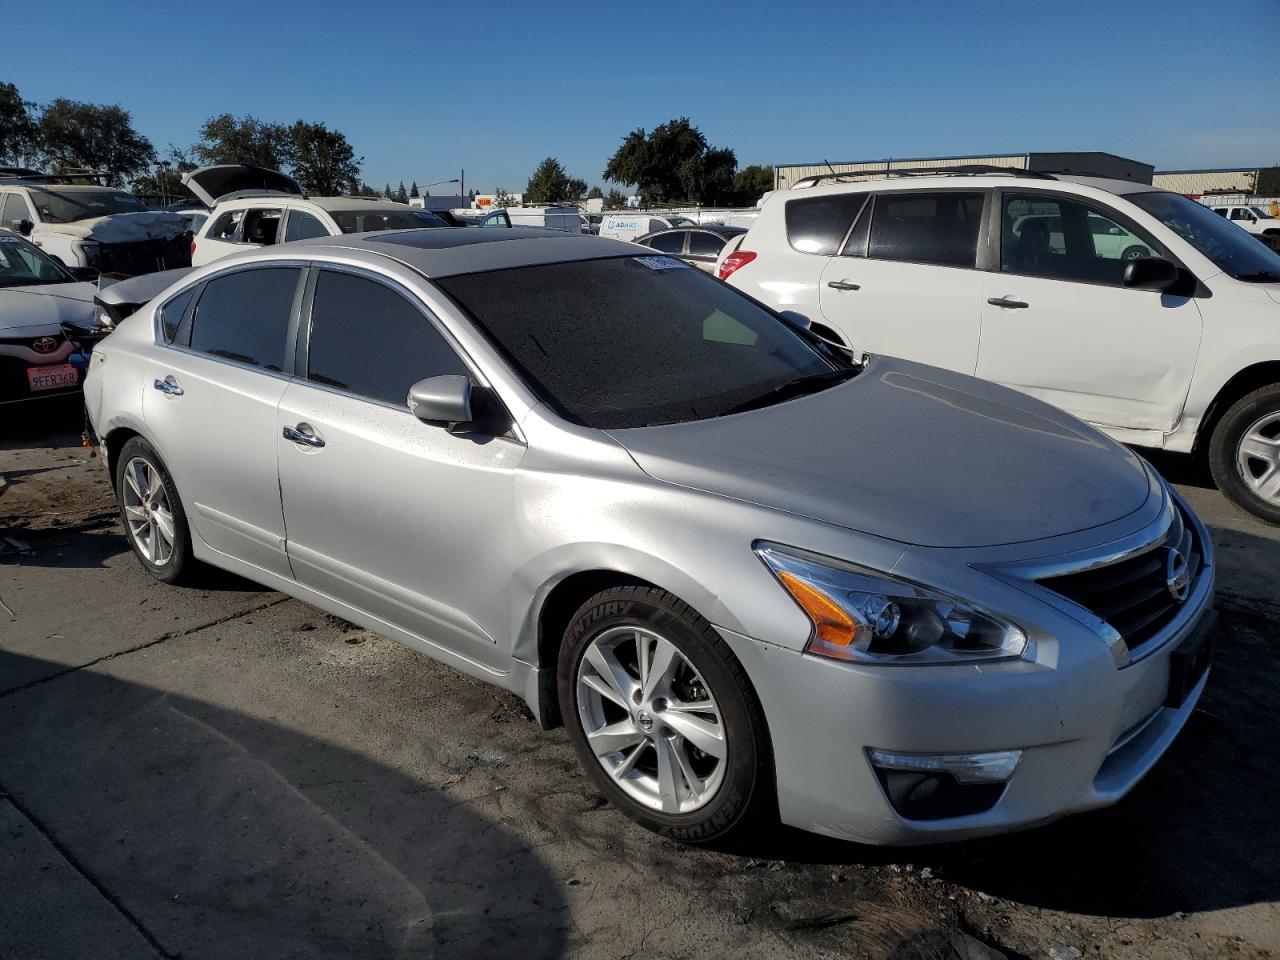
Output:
0 649 569 959
1139 446 1215 491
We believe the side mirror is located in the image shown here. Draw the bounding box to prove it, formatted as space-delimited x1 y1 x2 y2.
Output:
68 266 100 282
15 218 33 236
1123 257 1180 292
778 310 812 331
408 375 472 429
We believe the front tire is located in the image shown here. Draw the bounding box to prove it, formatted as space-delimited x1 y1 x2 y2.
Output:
115 436 195 582
557 585 772 843
1208 384 1280 525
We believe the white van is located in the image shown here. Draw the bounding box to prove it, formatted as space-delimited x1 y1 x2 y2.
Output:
598 213 696 242
477 207 581 232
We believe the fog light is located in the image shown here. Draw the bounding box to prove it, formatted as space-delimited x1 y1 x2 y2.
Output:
868 749 1021 821
868 749 1021 784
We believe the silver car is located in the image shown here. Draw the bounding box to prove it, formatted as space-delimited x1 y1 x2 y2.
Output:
84 229 1216 844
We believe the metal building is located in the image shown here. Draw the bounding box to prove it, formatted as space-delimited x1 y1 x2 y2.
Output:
1151 168 1266 196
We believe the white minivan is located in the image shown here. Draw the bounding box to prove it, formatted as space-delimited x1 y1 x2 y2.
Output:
721 170 1280 523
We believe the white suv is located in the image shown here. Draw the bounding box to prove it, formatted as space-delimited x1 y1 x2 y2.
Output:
183 165 446 266
1208 204 1280 240
719 170 1280 523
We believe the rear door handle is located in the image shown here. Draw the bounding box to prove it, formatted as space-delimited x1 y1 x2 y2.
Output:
827 279 861 291
283 423 325 448
153 375 183 396
987 297 1029 309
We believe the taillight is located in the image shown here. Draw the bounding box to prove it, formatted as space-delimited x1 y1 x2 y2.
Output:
718 250 756 280
190 237 197 258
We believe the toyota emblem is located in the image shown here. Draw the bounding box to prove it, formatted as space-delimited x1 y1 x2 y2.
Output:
1165 546 1191 603
32 336 58 354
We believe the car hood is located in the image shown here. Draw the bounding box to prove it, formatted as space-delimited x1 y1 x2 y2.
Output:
1263 284 1280 306
36 211 187 243
607 358 1153 548
181 164 303 207
0 282 98 333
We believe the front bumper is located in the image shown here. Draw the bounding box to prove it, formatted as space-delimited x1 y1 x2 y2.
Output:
720 493 1216 845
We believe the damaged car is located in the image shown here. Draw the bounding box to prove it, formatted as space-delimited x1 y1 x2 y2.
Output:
0 229 100 404
0 172 191 277
183 165 447 266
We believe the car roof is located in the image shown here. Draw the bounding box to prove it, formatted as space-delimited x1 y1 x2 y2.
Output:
293 227 639 278
305 197 429 212
780 173 1164 199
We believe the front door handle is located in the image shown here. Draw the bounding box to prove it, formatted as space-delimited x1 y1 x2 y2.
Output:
283 423 325 448
153 375 183 396
827 279 861 291
987 297 1029 309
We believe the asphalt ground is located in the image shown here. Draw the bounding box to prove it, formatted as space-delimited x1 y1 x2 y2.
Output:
2 396 1278 960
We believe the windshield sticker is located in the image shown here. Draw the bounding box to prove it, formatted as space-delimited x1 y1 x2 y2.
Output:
633 255 688 271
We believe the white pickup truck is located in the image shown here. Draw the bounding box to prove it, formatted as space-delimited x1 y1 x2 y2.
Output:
0 173 190 276
1208 203 1280 240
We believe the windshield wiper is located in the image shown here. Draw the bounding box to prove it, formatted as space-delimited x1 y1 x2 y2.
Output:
720 367 859 417
1235 270 1280 282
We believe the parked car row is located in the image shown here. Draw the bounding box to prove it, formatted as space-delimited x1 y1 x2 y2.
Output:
718 168 1280 523
83 225 1215 848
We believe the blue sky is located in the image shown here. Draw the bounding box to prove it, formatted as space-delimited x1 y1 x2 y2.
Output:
10 0 1280 193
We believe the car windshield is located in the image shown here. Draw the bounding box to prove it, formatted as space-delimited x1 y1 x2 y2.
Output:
668 216 696 226
0 234 73 287
330 209 446 233
1128 191 1280 282
1250 206 1274 219
436 256 842 429
29 187 148 223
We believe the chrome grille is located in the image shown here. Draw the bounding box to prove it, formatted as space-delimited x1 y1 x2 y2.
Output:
1038 504 1202 652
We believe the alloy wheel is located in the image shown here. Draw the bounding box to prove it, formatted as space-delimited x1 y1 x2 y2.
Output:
575 625 727 814
122 456 176 566
1236 412 1280 507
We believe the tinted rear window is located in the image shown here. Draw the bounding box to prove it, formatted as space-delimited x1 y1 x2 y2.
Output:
784 194 866 255
867 191 985 267
436 257 832 429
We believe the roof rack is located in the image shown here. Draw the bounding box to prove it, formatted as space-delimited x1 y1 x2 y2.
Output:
791 165 1058 188
0 169 114 186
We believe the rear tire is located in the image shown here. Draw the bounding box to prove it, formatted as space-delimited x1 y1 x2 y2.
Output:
115 436 196 583
1208 384 1280 525
557 585 773 843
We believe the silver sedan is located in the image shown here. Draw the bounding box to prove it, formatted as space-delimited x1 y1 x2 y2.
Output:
85 229 1215 844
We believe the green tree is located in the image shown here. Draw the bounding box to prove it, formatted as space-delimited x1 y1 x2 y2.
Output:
37 99 155 185
604 188 628 210
730 164 774 205
395 180 409 203
288 120 362 195
131 145 197 205
494 187 514 208
565 177 588 201
525 156 572 204
603 118 736 206
0 81 38 167
383 183 393 198
409 181 420 198
193 114 291 169
586 185 603 200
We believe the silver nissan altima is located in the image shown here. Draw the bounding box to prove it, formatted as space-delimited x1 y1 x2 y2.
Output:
84 228 1215 845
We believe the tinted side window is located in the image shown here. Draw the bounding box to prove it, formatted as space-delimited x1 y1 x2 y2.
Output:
648 232 685 254
1001 194 1164 286
207 209 244 240
784 194 865 255
688 231 725 256
284 210 329 242
867 192 984 267
2 193 32 227
307 271 468 406
189 268 299 371
158 286 197 343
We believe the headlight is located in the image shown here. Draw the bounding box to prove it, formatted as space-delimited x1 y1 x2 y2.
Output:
756 543 1027 664
91 305 115 335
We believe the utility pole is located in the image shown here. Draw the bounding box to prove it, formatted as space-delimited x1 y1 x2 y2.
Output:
460 168 465 207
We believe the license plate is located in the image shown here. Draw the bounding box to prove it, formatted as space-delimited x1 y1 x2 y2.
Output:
26 363 79 393
1165 609 1216 708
